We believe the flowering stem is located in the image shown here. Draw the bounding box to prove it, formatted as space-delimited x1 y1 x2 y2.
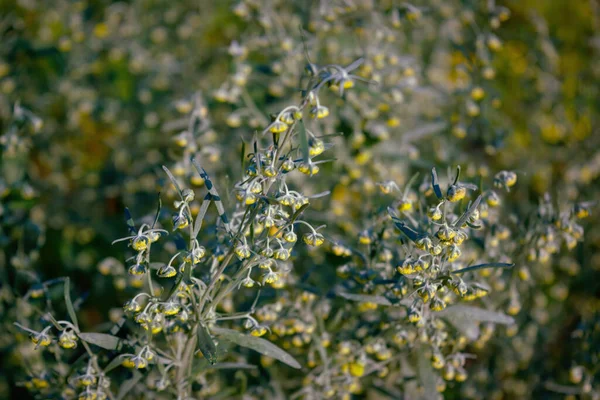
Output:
176 326 197 398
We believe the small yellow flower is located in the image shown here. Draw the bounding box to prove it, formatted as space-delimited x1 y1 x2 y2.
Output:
269 120 288 134
93 23 110 39
158 265 177 278
31 331 52 347
397 199 412 212
184 247 206 264
430 297 447 312
486 191 500 207
427 206 442 221
303 232 325 247
128 264 147 276
455 367 467 382
234 244 251 259
436 226 456 241
263 270 279 284
446 185 466 202
447 245 461 262
358 231 371 245
470 86 485 101
310 105 329 119
349 362 365 377
124 299 142 313
161 302 181 316
121 357 136 368
131 236 149 251
487 35 503 51
283 231 297 243
31 377 50 389
397 259 415 275
407 309 421 323
274 248 290 260
76 374 96 387
173 214 189 230
309 139 325 157
250 326 267 337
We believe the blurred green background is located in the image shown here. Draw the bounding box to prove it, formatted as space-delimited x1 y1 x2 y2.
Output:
0 0 598 398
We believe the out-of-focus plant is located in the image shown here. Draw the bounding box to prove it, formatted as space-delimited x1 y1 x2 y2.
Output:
1 0 599 399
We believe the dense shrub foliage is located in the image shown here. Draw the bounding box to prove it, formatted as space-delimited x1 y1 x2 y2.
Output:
0 1 598 399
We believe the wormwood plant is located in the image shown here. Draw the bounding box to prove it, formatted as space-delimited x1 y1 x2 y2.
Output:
292 166 589 399
2 1 598 399
11 54 376 399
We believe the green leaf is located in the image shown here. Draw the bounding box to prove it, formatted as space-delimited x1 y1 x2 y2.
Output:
444 314 480 340
64 278 79 329
197 323 219 365
124 207 136 234
298 119 309 164
78 332 120 350
289 202 309 225
103 354 126 373
466 221 483 230
452 262 514 275
205 362 257 370
162 271 184 302
439 305 514 325
337 291 392 306
453 165 461 185
253 137 261 174
212 327 301 369
151 194 162 229
162 165 183 200
417 347 438 400
431 167 443 199
183 261 193 285
240 140 246 169
403 172 420 199
117 371 142 400
191 159 231 234
389 213 419 242
453 195 482 228
193 197 211 239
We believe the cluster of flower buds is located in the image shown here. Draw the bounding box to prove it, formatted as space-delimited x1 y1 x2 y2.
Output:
5 1 598 399
290 166 519 397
